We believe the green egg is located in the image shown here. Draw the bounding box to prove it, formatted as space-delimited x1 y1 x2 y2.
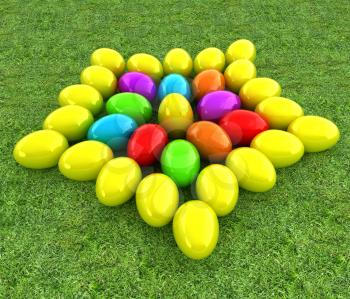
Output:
160 139 200 187
106 92 152 125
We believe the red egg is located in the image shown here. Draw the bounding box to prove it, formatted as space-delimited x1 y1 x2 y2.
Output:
127 124 168 166
219 110 269 146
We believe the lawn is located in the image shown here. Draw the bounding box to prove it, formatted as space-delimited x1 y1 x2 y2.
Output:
1 0 350 297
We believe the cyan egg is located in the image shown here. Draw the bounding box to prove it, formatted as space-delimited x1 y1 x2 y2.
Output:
157 74 191 101
87 114 137 151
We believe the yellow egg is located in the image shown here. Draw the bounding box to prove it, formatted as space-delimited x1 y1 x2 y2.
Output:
225 147 276 192
224 59 257 92
96 157 142 206
13 130 68 169
136 173 179 227
158 93 194 138
90 48 125 76
163 48 193 76
255 97 304 129
43 105 94 142
194 47 225 74
127 53 163 82
59 140 113 181
239 78 282 110
196 164 239 217
173 200 219 259
226 39 256 64
251 130 304 168
80 65 117 99
58 84 103 116
288 116 340 152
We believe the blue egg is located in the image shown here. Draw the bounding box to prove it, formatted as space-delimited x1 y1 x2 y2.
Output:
87 114 137 151
157 74 192 101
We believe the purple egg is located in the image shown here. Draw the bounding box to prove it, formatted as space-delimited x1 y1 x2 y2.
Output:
118 72 156 102
197 91 241 122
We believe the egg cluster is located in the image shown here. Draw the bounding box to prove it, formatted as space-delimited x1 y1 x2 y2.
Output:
13 40 340 260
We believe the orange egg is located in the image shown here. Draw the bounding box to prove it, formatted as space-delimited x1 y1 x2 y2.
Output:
186 121 232 162
192 70 225 100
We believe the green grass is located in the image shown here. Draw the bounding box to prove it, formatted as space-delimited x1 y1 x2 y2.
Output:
1 0 350 297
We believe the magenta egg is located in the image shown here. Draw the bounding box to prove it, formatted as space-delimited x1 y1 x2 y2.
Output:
197 91 241 122
118 72 156 101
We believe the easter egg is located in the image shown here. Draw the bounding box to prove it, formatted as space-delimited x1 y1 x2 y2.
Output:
194 47 225 74
136 173 179 227
157 74 191 101
255 97 304 130
96 157 142 206
239 78 282 109
196 164 239 217
192 69 225 100
160 140 200 187
158 93 194 138
127 53 163 82
127 124 168 166
118 72 156 102
43 105 94 142
224 59 257 92
173 200 219 259
106 93 152 125
163 48 193 77
87 114 137 151
219 110 269 146
197 91 241 122
251 130 304 168
59 140 113 181
226 39 256 64
80 65 117 99
186 121 232 162
90 48 125 76
288 116 340 152
13 130 68 169
225 147 276 192
58 84 103 116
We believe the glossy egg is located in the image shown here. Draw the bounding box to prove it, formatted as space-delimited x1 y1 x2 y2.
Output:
251 130 304 168
186 121 232 162
158 93 194 138
239 78 282 110
58 84 103 116
59 140 113 181
106 92 152 125
224 59 257 92
127 53 163 82
225 147 276 192
197 90 241 122
196 164 239 217
288 116 340 152
87 114 137 151
127 124 168 166
163 48 193 76
157 74 191 101
192 69 225 100
219 109 269 146
226 39 256 63
118 72 156 102
96 157 142 206
173 200 219 259
160 140 200 187
136 173 179 227
43 105 94 141
13 130 68 169
194 47 225 74
255 97 304 129
80 65 117 99
90 48 125 76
